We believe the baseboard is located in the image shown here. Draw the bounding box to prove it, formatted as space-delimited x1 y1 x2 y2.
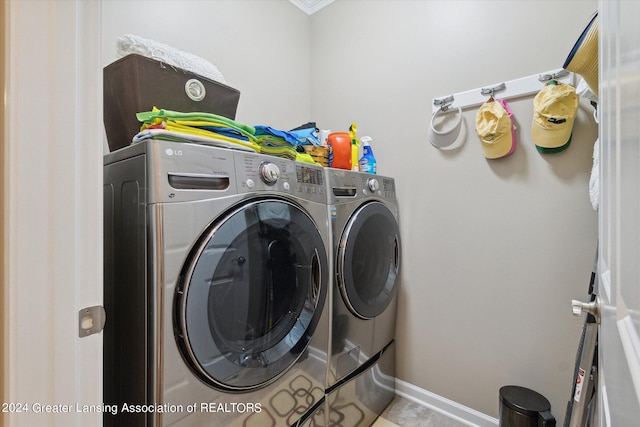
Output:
395 379 499 427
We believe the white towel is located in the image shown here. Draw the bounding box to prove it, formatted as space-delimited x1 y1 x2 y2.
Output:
589 138 600 211
117 34 226 84
576 78 598 105
576 79 599 211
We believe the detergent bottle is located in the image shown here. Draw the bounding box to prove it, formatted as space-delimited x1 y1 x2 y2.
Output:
327 132 352 170
358 136 377 174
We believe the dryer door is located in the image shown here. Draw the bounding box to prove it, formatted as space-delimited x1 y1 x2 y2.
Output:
337 201 401 319
175 198 328 392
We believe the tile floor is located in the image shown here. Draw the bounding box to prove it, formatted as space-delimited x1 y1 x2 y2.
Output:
372 395 468 427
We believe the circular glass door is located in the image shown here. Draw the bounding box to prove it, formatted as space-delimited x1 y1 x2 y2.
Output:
337 201 401 319
174 198 328 392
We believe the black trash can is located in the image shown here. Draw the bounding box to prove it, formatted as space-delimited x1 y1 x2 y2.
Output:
499 385 556 427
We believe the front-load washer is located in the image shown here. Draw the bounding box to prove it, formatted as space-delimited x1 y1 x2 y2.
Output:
324 168 401 425
103 140 330 427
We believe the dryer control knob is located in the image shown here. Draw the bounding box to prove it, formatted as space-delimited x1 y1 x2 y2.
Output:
367 178 379 193
259 162 280 185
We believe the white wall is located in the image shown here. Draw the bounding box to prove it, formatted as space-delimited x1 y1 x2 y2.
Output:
101 0 312 130
101 0 598 420
311 0 598 419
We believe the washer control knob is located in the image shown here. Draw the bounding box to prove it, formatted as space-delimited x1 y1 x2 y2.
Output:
367 178 379 193
259 162 280 185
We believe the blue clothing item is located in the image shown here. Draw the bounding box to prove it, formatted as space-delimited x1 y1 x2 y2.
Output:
254 126 298 145
198 126 251 141
289 127 319 146
253 126 319 146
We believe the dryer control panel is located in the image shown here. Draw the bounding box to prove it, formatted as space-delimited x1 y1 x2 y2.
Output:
325 168 397 203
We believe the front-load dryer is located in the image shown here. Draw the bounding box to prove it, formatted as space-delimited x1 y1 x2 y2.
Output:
103 140 329 427
324 168 401 426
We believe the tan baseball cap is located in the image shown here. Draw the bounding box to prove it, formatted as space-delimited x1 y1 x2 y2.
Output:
531 81 578 153
475 99 513 159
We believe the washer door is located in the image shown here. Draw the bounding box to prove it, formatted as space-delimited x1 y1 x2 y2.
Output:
337 201 401 319
175 198 328 392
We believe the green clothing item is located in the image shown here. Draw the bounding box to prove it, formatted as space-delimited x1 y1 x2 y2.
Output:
137 108 255 136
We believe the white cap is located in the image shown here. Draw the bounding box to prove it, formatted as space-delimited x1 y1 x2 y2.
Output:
428 105 463 148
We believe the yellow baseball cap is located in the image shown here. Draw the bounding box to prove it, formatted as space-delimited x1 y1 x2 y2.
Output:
531 81 578 153
475 99 513 159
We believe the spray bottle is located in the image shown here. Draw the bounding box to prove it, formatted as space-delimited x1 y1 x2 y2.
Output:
358 136 377 174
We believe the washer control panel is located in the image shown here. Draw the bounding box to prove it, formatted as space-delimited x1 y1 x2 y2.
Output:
236 152 325 203
366 178 379 193
259 161 280 185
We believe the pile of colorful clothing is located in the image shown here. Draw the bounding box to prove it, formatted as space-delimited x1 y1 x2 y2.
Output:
134 107 320 163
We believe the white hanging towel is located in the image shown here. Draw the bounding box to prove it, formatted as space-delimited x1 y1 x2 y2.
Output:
576 79 599 211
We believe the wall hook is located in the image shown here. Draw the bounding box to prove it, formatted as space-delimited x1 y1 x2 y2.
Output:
431 68 573 114
539 70 569 82
433 95 455 111
480 82 506 98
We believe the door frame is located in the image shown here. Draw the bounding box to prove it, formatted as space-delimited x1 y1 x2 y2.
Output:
2 1 103 425
0 2 6 424
596 0 640 424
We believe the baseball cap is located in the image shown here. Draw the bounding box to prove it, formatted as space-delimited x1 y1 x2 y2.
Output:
531 81 578 154
563 11 598 94
475 98 515 159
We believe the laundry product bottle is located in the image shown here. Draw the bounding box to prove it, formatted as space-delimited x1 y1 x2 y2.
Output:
327 132 352 170
349 122 359 171
351 139 360 171
319 129 331 146
358 136 377 174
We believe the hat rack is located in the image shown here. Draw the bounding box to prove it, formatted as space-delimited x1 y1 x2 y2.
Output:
431 68 574 114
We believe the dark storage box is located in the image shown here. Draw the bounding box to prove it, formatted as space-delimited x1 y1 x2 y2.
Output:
103 54 241 152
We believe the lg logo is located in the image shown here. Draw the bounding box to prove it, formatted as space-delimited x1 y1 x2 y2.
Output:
165 148 183 156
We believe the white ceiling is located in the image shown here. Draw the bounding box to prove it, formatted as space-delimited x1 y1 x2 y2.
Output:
289 0 335 15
